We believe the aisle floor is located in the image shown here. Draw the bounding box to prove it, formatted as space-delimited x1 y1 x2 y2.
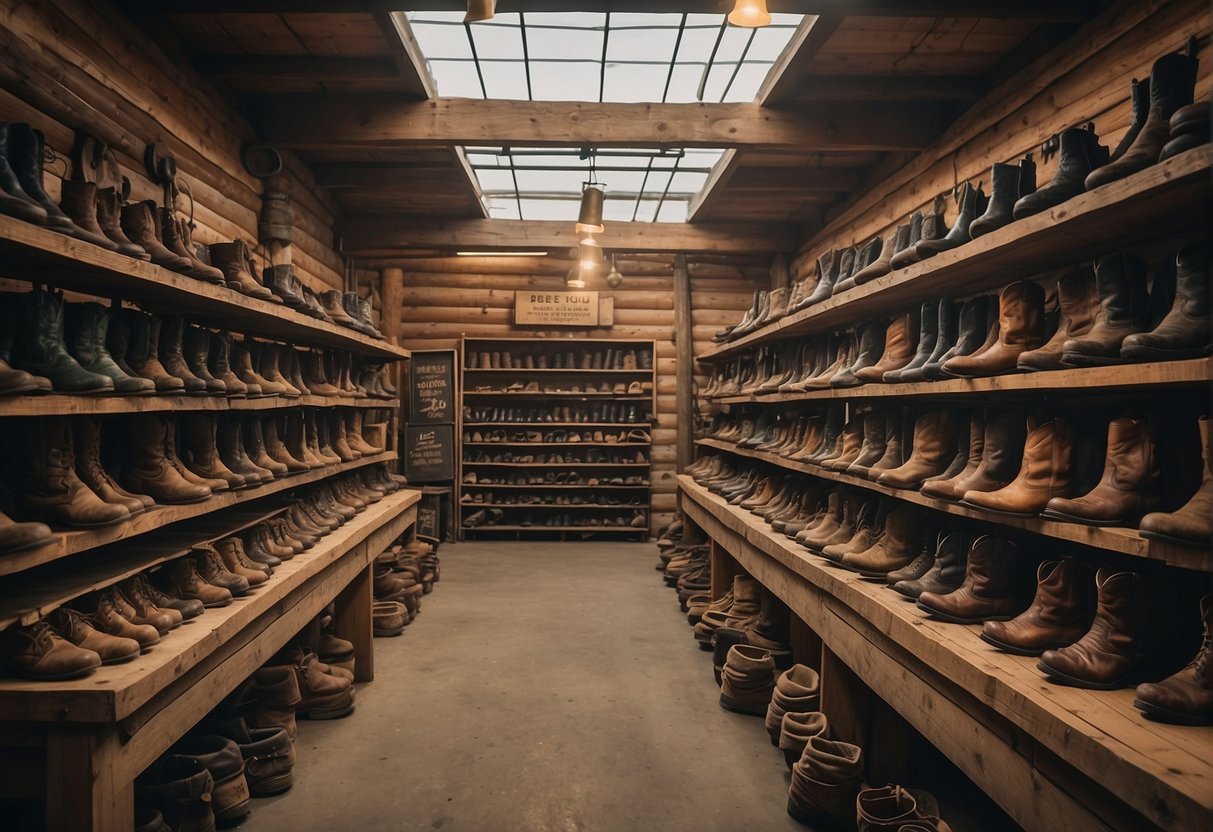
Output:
242 541 802 832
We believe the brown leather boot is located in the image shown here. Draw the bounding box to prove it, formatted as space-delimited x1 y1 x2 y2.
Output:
88 589 161 650
840 503 921 577
58 180 118 249
1038 568 1147 690
193 544 251 597
183 326 226 395
288 651 355 719
962 417 1072 515
214 537 271 586
876 410 956 488
255 342 298 397
1122 240 1211 361
168 213 226 284
922 410 1023 501
183 413 248 489
1043 417 1158 525
22 418 130 527
120 575 185 630
121 200 191 270
47 607 139 665
112 584 177 634
209 240 275 301
1134 596 1212 725
157 556 234 608
244 666 303 740
786 735 864 828
208 332 251 397
0 508 53 554
1061 253 1149 366
0 620 101 680
942 281 1046 377
231 339 274 397
123 311 186 393
891 531 967 600
72 416 150 516
94 186 149 259
981 558 1091 656
821 500 883 562
264 415 310 473
244 418 290 478
1139 416 1211 546
125 414 213 504
821 415 864 471
1017 268 1098 370
916 535 1019 624
853 313 916 382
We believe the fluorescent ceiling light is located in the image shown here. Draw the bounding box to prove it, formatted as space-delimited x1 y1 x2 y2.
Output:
457 251 550 257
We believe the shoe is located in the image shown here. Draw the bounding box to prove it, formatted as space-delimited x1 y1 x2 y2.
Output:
157 557 234 608
916 535 1020 624
981 558 1091 657
66 302 155 394
1042 417 1158 526
970 156 1035 238
718 644 777 716
1060 252 1148 366
1134 596 1212 726
0 122 51 224
1139 415 1211 546
1121 240 1210 361
1017 268 1098 371
134 756 216 832
962 417 1072 515
168 735 251 825
22 418 130 527
125 414 213 504
942 281 1046 377
0 620 100 680
786 735 864 828
14 290 114 393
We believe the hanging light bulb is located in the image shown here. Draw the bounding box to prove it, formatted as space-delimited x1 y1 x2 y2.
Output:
579 236 605 272
606 256 623 289
575 184 605 234
728 0 771 28
464 0 494 24
566 266 587 290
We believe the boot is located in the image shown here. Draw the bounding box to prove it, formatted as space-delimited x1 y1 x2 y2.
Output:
265 415 310 473
183 327 226 394
1134 596 1212 725
889 210 925 271
1061 253 1148 366
855 223 909 286
718 644 778 715
856 786 949 832
14 290 114 393
171 214 226 285
133 756 216 832
208 332 251 397
22 418 129 526
899 298 954 382
0 122 50 224
158 556 233 608
801 249 841 307
158 316 208 394
219 416 274 484
120 575 186 630
244 418 291 478
125 414 213 504
962 417 1071 514
892 531 967 600
7 124 78 234
829 322 883 387
251 342 293 397
1017 268 1098 370
834 235 882 294
65 302 155 395
1085 51 1198 190
865 411 908 480
0 506 53 553
134 573 204 621
47 607 140 665
231 339 275 397
765 664 820 745
1121 240 1210 360
1104 77 1152 167
916 535 1019 624
1013 126 1108 219
121 201 192 270
981 558 1091 656
841 503 922 578
923 410 1023 501
844 411 887 477
196 717 295 797
183 413 247 489
214 537 270 587
73 417 150 516
928 295 992 376
821 500 882 562
0 294 52 394
1139 416 1211 546
1043 417 1157 525
193 544 251 597
123 311 186 393
970 156 1036 238
916 182 985 258
942 281 1046 376
883 299 938 382
88 590 161 650
1038 568 1147 689
209 240 275 301
786 735 864 828
58 180 118 249
95 186 149 259
286 650 355 719
877 410 956 488
854 313 915 383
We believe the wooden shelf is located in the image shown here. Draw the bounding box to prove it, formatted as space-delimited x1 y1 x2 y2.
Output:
0 213 409 360
463 441 650 447
0 451 398 577
461 482 650 490
0 393 395 418
463 368 652 374
461 502 648 509
0 489 419 722
463 421 650 428
463 391 652 399
701 147 1212 361
462 461 649 468
462 524 645 533
695 438 1210 570
678 475 1212 832
710 358 1212 405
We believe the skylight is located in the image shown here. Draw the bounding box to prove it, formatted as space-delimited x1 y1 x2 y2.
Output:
401 11 804 222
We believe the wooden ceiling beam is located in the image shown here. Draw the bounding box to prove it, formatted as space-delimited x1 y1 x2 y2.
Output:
786 74 989 102
339 218 797 254
252 96 947 152
198 56 402 83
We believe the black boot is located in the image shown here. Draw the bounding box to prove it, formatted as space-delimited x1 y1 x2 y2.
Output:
1121 240 1210 360
924 296 991 379
916 183 986 258
801 248 842 307
902 298 957 382
7 125 78 234
829 321 884 388
0 293 52 394
970 157 1035 238
1014 126 1108 219
0 123 49 224
889 211 924 271
835 236 882 294
1106 77 1151 166
1061 252 1149 366
14 290 113 393
883 299 939 382
66 302 155 395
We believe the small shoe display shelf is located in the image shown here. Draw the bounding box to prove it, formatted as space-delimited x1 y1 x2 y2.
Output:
458 337 656 541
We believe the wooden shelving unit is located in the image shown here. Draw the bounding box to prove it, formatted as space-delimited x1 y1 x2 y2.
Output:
677 475 1211 832
459 337 655 540
0 393 395 418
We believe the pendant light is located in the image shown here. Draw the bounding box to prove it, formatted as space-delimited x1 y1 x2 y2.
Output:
575 184 605 234
728 0 771 27
605 256 623 289
578 236 605 272
464 0 494 24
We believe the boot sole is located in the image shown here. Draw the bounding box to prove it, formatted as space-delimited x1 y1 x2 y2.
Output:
1132 699 1213 726
373 626 406 637
1139 528 1207 547
718 694 768 716
1120 346 1211 362
297 702 355 720
249 770 295 797
915 601 1014 625
1036 660 1138 690
977 632 1053 657
1039 508 1133 526
957 500 1045 517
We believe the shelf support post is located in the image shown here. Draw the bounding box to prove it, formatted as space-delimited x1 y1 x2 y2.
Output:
673 254 694 472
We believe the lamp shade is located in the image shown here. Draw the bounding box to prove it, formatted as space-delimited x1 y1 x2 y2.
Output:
575 185 605 234
579 237 605 271
464 0 494 24
728 0 771 27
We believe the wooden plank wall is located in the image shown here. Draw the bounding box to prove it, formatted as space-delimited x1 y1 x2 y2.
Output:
0 0 345 293
792 0 1212 282
372 253 767 533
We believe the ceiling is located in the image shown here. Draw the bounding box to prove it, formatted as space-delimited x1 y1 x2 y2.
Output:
117 1 1102 255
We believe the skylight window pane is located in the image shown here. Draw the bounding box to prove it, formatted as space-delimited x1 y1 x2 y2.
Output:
529 61 599 101
602 198 640 223
603 64 673 103
595 170 649 193
484 196 521 220
407 22 472 60
468 24 523 60
472 169 516 191
527 25 602 61
524 13 605 30
656 200 690 223
427 60 485 98
518 198 578 221
722 62 772 102
632 199 662 223
669 171 710 192
481 61 530 99
661 64 702 102
513 169 587 193
605 27 679 62
714 26 757 65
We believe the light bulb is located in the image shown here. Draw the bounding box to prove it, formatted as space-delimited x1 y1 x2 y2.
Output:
728 0 771 28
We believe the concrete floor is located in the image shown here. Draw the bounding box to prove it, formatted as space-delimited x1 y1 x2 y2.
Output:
241 541 803 832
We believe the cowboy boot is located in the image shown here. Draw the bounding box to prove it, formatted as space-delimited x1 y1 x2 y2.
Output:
962 417 1072 514
7 124 77 233
183 327 226 394
916 535 1020 624
65 302 155 394
209 332 251 397
158 315 208 394
1121 239 1210 360
942 281 1046 376
121 200 192 270
122 310 185 393
124 414 213 504
899 298 957 382
982 558 1091 656
183 413 247 489
1018 267 1098 371
95 186 149 259
1134 596 1212 725
1061 252 1148 366
1043 417 1158 525
0 122 50 224
970 156 1036 238
1013 126 1108 219
22 418 130 526
14 290 114 393
1139 415 1211 546
72 416 150 516
58 180 118 249
1038 568 1148 690
916 182 985 258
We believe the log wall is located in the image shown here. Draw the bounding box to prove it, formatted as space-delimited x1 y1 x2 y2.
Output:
0 0 345 293
372 253 768 533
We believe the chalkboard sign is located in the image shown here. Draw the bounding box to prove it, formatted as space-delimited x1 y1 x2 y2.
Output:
409 350 455 424
416 495 441 542
404 424 455 481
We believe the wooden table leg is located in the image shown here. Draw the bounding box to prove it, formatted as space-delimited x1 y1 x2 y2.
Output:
45 726 132 832
333 558 375 683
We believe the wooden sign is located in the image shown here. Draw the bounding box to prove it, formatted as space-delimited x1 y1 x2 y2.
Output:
404 424 455 481
409 349 455 424
514 290 600 326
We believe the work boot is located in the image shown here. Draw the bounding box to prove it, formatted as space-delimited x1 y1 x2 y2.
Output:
1104 77 1152 168
916 182 985 258
0 620 100 680
786 735 864 828
1013 126 1108 219
830 321 884 387
73 417 150 516
13 290 114 393
962 417 1071 514
121 200 192 270
95 186 149 259
134 756 216 832
22 418 130 526
232 339 275 397
286 411 325 470
0 294 51 394
244 418 290 477
821 414 865 472
183 413 247 489
892 531 967 600
7 124 78 234
1122 240 1210 360
917 535 1019 624
853 313 915 383
245 666 304 739
111 584 178 635
121 574 188 628
982 558 1091 657
158 316 208 394
207 332 250 397
183 327 226 395
765 665 821 745
0 507 53 553
373 600 408 636
164 211 226 284
883 299 938 382
970 156 1035 238
903 298 958 382
801 249 841 307
857 785 950 832
927 295 993 377
1038 568 1147 689
889 211 926 271
1085 51 1198 190
290 650 355 719
66 302 155 394
841 503 922 578
168 735 250 826
125 414 213 504
778 711 830 771
58 180 118 249
215 537 271 587
834 235 883 294
943 281 1046 376
1043 417 1158 525
219 416 274 485
47 607 139 665
196 717 296 797
158 556 234 608
255 342 298 397
877 411 956 489
1061 252 1148 366
123 311 186 393
264 265 309 310
264 415 309 474
89 589 161 650
883 532 936 587
1139 415 1211 546
844 411 887 477
1017 268 1098 371
718 644 777 715
0 122 50 224
1134 596 1212 725
193 544 251 597
209 240 275 301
